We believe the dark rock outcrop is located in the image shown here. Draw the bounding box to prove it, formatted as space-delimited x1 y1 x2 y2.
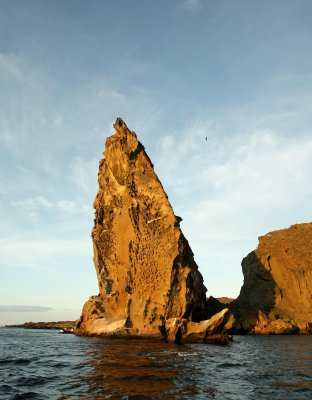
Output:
205 296 234 318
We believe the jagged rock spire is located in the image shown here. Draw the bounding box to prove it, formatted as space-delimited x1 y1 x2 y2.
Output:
77 118 207 337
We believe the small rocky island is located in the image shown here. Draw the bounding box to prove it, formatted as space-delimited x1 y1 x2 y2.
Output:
76 118 312 339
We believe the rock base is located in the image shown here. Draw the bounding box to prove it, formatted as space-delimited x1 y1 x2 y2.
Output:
75 299 234 343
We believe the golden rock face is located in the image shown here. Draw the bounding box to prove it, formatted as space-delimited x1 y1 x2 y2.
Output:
234 223 312 333
77 118 207 337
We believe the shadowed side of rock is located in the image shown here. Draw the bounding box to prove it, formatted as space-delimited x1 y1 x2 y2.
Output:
76 118 212 339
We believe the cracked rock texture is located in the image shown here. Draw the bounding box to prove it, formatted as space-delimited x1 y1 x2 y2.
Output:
233 223 312 333
77 118 207 337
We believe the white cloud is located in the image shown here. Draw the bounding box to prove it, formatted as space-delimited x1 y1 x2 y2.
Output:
182 0 202 12
53 113 64 127
68 156 99 195
160 135 174 150
1 129 18 155
12 195 90 216
153 96 312 297
56 199 89 214
111 90 126 103
0 53 25 82
12 196 52 209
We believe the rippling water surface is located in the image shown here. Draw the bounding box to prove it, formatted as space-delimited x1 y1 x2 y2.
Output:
0 328 311 399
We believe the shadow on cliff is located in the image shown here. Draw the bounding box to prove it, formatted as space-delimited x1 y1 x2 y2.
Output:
206 251 278 334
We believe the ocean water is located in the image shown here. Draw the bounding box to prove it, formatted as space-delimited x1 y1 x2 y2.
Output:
0 328 311 399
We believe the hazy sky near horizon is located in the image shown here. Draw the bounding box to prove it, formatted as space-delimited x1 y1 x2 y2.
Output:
1 0 312 325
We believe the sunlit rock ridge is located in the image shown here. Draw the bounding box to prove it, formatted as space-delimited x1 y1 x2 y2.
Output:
76 118 222 340
232 223 312 334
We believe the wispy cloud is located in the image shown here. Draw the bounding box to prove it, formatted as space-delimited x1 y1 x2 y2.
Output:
158 114 312 226
12 196 52 209
0 53 27 83
182 0 202 13
0 305 52 312
56 200 89 214
152 95 312 296
68 156 99 195
12 196 90 215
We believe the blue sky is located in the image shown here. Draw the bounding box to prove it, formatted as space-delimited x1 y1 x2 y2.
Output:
1 0 312 325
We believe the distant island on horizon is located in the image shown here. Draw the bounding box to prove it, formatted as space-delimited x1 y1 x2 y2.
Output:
4 320 77 330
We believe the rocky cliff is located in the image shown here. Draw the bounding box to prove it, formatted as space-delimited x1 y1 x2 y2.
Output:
76 118 209 339
233 223 312 334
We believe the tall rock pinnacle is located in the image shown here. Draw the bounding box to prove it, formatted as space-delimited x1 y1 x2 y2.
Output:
77 118 208 337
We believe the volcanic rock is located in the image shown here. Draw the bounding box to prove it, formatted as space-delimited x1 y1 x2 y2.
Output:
165 308 234 343
76 118 209 338
233 223 312 334
205 296 234 318
252 311 299 335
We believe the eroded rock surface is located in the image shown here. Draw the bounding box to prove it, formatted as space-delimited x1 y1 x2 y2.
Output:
165 308 234 343
76 118 208 337
233 223 312 333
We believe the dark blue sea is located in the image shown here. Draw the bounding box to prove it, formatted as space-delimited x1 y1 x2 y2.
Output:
0 328 311 399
